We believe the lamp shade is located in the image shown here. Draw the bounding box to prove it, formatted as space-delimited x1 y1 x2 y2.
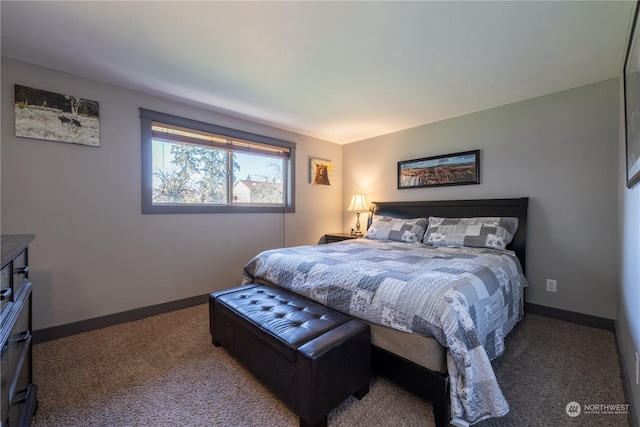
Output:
348 194 367 212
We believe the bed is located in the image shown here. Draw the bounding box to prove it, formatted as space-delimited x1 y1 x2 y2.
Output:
242 198 528 426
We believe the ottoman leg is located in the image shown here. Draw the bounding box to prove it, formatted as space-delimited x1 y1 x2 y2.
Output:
300 416 327 427
353 383 369 400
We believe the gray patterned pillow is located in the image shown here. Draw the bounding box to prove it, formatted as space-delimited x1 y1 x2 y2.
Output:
365 215 428 243
423 217 519 250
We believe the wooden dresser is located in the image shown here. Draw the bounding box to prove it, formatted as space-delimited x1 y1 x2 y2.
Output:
1 235 37 427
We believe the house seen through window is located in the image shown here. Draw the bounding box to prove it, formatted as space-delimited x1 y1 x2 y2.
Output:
141 109 296 214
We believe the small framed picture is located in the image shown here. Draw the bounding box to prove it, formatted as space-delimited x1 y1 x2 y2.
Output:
309 157 333 185
398 150 479 189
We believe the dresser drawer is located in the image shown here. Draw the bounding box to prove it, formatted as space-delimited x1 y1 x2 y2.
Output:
8 351 33 426
1 342 8 427
0 264 11 318
0 249 29 321
12 250 29 299
7 291 31 396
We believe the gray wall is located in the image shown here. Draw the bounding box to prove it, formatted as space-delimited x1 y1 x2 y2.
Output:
343 79 620 320
1 57 343 330
618 42 640 425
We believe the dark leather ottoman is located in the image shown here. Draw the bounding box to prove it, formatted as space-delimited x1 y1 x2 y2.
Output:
209 284 371 427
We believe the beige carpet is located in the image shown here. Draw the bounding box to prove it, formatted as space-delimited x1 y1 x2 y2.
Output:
32 304 629 427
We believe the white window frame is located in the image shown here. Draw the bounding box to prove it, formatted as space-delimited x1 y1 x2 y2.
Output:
140 109 296 214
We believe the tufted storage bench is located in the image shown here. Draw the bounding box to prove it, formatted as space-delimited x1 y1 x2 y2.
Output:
209 284 371 427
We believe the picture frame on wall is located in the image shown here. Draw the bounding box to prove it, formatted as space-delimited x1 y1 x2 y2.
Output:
624 5 640 189
309 157 333 185
398 150 480 189
14 85 100 147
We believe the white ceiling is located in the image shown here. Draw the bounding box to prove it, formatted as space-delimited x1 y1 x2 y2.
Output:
1 1 635 144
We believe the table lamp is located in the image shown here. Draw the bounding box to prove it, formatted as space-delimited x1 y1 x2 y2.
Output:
347 194 367 236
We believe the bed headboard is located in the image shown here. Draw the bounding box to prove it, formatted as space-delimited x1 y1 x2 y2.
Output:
367 198 529 274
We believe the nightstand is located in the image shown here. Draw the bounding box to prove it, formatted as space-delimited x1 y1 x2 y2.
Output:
324 233 360 244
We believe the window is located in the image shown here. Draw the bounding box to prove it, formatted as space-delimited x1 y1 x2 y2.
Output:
140 109 296 213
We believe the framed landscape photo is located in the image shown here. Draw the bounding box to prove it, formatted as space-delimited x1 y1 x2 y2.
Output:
398 150 480 189
14 85 100 147
624 5 640 189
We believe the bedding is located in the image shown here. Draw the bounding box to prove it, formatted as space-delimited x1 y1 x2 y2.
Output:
424 216 519 250
364 215 428 243
242 238 528 425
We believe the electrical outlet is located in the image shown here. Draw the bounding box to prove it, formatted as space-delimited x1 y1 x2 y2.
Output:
635 352 639 384
546 279 557 293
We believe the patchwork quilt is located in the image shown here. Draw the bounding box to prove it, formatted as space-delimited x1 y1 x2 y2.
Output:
242 239 528 424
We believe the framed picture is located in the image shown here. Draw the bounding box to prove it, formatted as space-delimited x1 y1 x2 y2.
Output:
398 150 480 189
309 157 333 185
14 85 100 147
624 5 640 189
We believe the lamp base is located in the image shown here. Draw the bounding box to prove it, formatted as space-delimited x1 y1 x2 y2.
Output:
353 211 363 236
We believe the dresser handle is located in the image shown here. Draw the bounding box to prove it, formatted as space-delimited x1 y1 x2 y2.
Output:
0 288 11 301
13 266 29 275
16 330 31 344
12 386 31 405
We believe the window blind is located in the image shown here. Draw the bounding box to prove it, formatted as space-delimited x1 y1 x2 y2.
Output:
151 122 290 159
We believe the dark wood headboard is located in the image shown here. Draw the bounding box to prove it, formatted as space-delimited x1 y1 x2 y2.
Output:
367 198 529 274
